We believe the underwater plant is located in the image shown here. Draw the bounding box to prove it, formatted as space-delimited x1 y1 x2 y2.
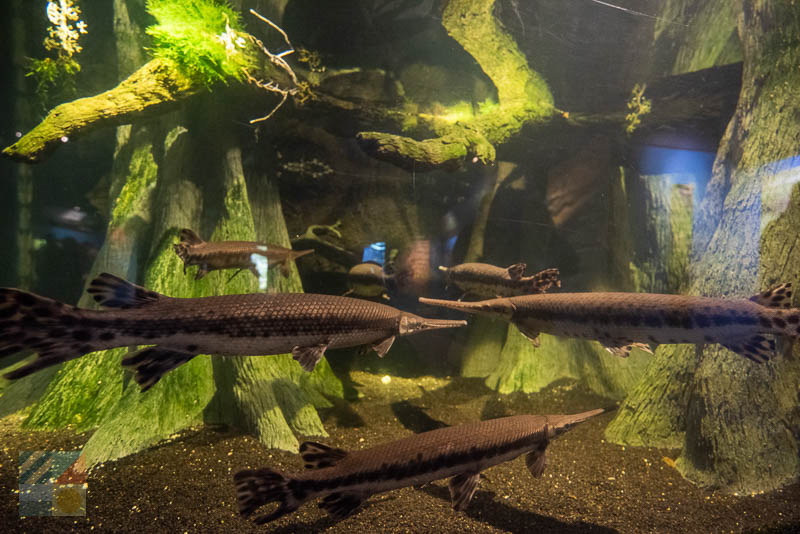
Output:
145 0 257 87
624 83 652 135
26 0 87 110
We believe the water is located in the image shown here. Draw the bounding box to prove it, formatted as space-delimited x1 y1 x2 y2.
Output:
1 0 799 532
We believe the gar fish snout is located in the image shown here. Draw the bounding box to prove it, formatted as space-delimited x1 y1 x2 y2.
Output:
398 313 467 335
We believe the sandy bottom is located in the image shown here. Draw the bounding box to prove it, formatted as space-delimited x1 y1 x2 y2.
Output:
2 369 799 533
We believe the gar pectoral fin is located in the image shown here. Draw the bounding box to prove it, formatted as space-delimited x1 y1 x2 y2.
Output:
372 336 395 357
525 446 547 478
292 343 328 371
121 347 197 391
318 491 368 520
299 441 349 469
515 323 540 346
448 472 481 511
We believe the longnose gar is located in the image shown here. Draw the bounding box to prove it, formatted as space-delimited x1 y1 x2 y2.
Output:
0 273 465 390
234 408 604 524
420 284 798 362
439 262 560 298
173 228 313 280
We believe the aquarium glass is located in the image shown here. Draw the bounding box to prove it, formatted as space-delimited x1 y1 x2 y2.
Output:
1 1 799 532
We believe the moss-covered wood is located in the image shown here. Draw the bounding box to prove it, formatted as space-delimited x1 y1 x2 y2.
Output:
2 59 199 163
355 0 554 171
607 0 800 493
652 0 742 75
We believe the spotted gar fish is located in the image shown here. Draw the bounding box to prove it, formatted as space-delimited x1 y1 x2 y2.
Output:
0 273 466 390
419 284 798 362
234 408 604 524
439 262 560 298
173 229 314 280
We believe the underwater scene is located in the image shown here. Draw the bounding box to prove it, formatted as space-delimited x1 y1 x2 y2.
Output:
1 0 799 532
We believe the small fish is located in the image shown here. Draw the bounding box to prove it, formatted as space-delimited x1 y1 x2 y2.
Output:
343 262 394 300
420 283 799 361
173 229 313 280
439 262 561 298
234 408 604 524
0 273 466 391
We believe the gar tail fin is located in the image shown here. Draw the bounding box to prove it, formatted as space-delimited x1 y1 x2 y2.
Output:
290 249 314 261
0 288 101 380
179 228 204 245
279 249 314 277
234 467 303 525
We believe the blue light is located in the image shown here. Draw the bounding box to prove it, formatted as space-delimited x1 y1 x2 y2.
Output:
640 145 715 200
362 242 386 265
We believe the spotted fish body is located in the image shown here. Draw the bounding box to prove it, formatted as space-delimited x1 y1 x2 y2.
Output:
420 284 798 362
173 228 313 280
0 274 466 390
440 263 560 298
234 408 603 524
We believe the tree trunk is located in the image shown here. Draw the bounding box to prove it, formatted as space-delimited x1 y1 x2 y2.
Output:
16 0 343 467
608 0 800 493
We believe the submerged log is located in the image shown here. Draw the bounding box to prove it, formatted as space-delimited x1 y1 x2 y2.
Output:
355 0 555 171
3 59 199 164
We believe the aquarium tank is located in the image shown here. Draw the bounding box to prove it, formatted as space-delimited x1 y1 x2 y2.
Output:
1 0 800 532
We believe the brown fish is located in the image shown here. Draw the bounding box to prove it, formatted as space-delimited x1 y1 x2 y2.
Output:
420 284 799 362
343 262 394 300
0 273 466 391
173 229 313 280
234 408 604 524
439 262 560 298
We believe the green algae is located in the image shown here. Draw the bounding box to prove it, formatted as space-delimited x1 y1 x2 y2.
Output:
357 0 554 170
146 0 257 86
110 144 159 224
487 326 649 400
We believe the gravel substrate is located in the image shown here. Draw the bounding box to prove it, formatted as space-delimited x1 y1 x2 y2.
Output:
2 372 799 533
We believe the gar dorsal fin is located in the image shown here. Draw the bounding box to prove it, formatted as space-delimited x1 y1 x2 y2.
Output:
750 283 793 309
507 262 527 280
299 441 349 469
86 273 163 309
179 228 204 245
